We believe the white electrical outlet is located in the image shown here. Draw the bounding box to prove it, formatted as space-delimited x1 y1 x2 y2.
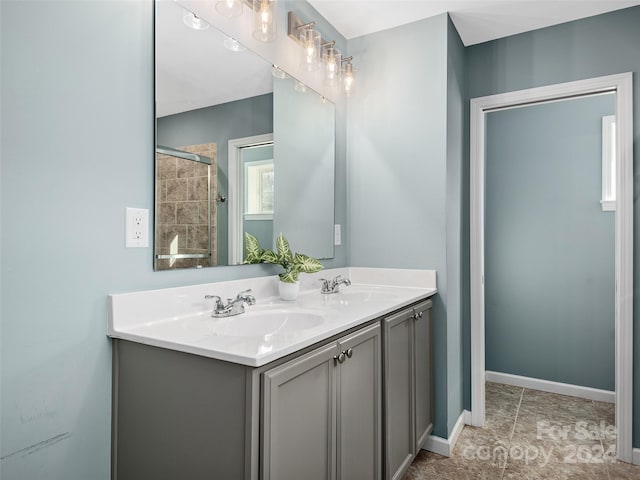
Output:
334 224 341 246
126 207 149 248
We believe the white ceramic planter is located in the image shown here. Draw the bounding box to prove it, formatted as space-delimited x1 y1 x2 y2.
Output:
278 280 300 301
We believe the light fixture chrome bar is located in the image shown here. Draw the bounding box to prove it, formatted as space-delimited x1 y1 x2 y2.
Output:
288 11 330 45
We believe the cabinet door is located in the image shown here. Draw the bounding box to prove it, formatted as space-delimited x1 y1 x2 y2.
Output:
413 301 433 450
336 323 382 480
262 343 338 480
384 310 415 480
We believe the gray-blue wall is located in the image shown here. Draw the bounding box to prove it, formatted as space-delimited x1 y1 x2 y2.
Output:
157 93 273 265
466 4 640 446
485 94 615 390
0 1 346 478
347 14 467 437
445 16 467 433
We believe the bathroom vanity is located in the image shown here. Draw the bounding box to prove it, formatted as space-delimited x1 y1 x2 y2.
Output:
108 268 436 480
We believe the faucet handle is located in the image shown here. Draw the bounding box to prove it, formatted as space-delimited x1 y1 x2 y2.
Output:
205 294 224 309
233 289 256 306
237 289 256 303
319 278 331 293
236 288 252 298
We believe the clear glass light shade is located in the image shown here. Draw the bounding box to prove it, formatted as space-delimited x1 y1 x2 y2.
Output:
224 36 246 52
299 27 321 71
215 0 243 18
183 10 210 30
253 0 277 43
322 46 341 86
272 66 288 79
343 61 355 96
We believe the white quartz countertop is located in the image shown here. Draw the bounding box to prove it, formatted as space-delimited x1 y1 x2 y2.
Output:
108 267 437 367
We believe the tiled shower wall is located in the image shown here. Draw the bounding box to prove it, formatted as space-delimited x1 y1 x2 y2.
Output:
155 143 217 269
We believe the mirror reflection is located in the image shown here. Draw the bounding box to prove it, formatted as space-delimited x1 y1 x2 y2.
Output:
155 145 215 269
154 0 335 270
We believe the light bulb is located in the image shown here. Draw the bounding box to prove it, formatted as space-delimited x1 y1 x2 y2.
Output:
261 6 270 26
323 46 341 86
253 0 276 42
344 74 354 93
299 27 320 71
215 0 243 18
305 45 315 64
343 61 355 96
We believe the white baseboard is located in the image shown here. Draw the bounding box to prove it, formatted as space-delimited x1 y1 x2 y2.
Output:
422 409 470 457
486 371 615 404
633 448 640 465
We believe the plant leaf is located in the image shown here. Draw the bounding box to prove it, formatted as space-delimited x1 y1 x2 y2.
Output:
279 270 299 283
260 249 279 264
294 253 324 273
244 232 263 264
276 233 293 265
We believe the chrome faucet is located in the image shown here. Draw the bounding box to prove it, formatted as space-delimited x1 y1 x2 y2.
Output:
205 289 256 317
320 275 352 294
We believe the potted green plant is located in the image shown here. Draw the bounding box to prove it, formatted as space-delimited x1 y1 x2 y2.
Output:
244 232 323 300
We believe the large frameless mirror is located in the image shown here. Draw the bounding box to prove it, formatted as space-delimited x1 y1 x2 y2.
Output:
154 0 335 270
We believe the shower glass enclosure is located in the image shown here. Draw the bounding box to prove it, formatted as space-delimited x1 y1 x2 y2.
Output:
154 144 217 270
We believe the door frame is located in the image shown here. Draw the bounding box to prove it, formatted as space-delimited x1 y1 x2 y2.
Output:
227 133 274 265
469 73 634 462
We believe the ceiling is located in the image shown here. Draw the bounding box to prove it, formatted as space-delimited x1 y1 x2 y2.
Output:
307 0 640 45
156 1 274 117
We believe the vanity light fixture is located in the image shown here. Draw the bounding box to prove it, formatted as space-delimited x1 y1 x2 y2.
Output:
288 11 357 96
288 13 319 71
342 56 355 96
182 9 210 30
252 0 277 43
215 0 243 18
223 36 246 52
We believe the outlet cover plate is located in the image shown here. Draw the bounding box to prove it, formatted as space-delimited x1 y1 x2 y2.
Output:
126 207 149 248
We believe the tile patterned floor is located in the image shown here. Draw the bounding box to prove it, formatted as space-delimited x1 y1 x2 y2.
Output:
403 382 640 479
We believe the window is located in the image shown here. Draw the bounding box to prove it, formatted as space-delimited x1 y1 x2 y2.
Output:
601 115 616 211
244 159 274 219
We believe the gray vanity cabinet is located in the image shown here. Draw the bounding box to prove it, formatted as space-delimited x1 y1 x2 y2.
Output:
112 298 432 480
262 323 382 480
384 300 433 480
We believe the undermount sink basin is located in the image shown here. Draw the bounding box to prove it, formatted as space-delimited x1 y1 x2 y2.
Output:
210 310 324 338
323 287 402 305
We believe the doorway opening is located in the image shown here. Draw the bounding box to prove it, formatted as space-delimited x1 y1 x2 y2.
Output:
227 133 274 265
469 73 633 462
